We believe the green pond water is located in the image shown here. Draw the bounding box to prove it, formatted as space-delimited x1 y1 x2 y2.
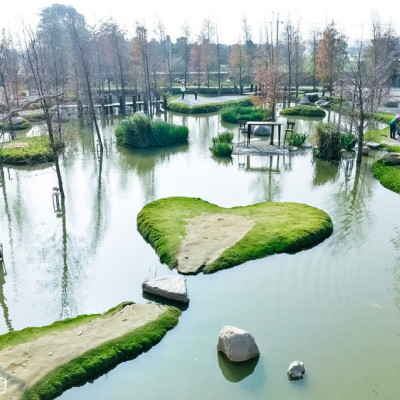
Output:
0 111 399 399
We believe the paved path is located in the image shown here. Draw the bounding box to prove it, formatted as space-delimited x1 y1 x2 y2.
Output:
170 94 248 107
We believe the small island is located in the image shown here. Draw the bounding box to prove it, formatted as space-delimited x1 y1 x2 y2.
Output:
0 302 180 399
137 197 333 274
0 136 60 165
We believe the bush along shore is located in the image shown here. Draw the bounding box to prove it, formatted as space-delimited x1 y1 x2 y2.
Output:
0 302 181 400
115 114 188 148
166 97 253 114
137 196 333 274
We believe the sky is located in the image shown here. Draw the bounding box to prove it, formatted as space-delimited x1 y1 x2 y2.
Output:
0 0 398 44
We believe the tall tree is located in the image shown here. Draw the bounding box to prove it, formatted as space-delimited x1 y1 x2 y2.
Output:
200 18 215 91
156 19 173 90
68 10 103 151
345 23 396 163
22 27 65 197
316 21 347 96
229 41 245 93
96 20 129 113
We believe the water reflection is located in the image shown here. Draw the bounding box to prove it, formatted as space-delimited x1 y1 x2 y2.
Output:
0 261 12 331
330 157 376 249
312 159 340 186
217 352 259 382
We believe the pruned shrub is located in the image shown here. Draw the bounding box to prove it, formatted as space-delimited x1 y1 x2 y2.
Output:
166 98 252 114
115 115 188 148
280 105 326 118
221 106 272 123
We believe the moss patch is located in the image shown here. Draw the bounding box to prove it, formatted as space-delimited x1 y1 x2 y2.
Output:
137 197 333 274
0 302 180 400
0 136 61 165
371 159 400 194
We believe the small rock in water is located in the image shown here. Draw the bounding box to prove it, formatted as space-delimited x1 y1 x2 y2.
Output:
287 360 305 380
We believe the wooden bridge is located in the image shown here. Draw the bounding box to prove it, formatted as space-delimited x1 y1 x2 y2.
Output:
60 94 167 116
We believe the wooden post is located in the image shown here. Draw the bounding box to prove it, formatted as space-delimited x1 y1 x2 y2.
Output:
132 95 137 112
250 83 254 92
156 94 160 113
102 96 108 115
119 95 125 115
143 95 148 113
77 99 83 117
163 95 167 111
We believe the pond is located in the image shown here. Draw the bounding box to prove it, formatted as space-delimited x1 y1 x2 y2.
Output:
0 111 399 399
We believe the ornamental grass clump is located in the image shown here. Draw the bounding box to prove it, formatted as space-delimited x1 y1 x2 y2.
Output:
210 131 234 157
115 115 188 148
340 133 357 151
315 123 342 160
287 133 308 147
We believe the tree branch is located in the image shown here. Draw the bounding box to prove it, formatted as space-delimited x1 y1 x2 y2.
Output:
0 92 64 122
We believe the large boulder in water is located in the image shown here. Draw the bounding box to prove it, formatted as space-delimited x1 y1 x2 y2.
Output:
217 325 260 362
253 125 271 136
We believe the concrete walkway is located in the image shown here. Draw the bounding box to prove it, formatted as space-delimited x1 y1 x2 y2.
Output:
170 94 248 107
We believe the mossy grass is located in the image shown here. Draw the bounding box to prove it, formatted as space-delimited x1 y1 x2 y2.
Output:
0 136 62 165
137 197 333 274
0 302 181 400
115 115 188 148
166 97 253 114
371 159 400 194
220 105 272 123
280 105 326 118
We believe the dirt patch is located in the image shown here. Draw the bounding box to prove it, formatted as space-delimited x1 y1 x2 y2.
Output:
2 142 28 149
177 213 254 274
0 303 167 399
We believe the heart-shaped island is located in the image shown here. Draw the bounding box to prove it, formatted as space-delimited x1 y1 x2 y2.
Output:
137 197 333 274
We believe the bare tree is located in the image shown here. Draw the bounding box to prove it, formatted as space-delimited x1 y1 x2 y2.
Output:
156 19 173 90
345 25 395 163
68 11 103 151
22 28 65 197
200 18 215 91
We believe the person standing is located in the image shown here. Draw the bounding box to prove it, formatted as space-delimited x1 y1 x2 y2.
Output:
389 115 400 139
181 82 186 99
194 89 198 100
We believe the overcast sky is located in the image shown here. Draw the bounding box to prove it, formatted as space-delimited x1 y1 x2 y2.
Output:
1 0 397 44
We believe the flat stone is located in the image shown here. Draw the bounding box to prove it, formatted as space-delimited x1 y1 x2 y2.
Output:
287 360 305 380
217 325 260 362
382 152 400 165
365 141 382 149
142 275 189 303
